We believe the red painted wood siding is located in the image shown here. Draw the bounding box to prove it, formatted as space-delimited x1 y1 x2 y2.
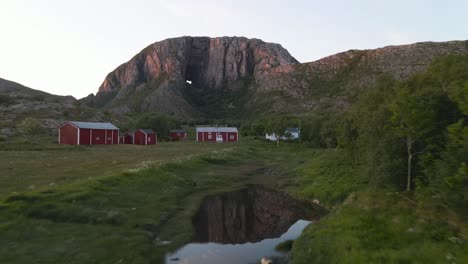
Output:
196 131 238 142
59 123 78 145
227 132 238 142
134 130 146 145
80 129 91 145
147 134 157 145
134 130 157 145
122 133 133 144
170 132 187 139
113 130 119 144
91 130 105 144
204 132 216 142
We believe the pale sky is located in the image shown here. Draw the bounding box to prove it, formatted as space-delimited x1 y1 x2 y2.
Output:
1 0 467 99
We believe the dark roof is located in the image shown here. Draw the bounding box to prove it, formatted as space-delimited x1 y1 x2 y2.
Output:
170 129 186 133
286 127 300 133
138 129 156 134
67 121 118 130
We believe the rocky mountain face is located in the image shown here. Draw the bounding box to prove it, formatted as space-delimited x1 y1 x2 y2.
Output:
253 40 468 115
83 36 298 118
84 37 468 119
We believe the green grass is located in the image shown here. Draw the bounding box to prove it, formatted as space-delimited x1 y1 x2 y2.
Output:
291 190 468 264
288 150 468 264
0 151 254 263
0 140 467 263
0 141 237 200
0 139 297 263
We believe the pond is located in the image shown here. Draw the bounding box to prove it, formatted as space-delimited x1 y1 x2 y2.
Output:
165 185 326 264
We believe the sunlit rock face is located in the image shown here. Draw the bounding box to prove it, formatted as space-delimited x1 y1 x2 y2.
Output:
192 185 326 244
98 36 297 93
85 36 468 119
83 36 297 118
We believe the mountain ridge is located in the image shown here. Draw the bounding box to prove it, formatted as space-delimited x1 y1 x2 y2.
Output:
70 37 468 119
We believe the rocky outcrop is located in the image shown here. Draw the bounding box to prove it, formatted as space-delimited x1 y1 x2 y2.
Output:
252 40 468 115
98 36 297 93
84 36 297 117
86 37 468 119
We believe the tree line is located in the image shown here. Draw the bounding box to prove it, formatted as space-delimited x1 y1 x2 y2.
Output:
241 54 468 217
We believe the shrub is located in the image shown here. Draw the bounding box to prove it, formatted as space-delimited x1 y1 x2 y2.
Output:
17 117 43 135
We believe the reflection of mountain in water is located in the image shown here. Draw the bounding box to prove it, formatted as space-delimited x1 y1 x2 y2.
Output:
193 185 326 244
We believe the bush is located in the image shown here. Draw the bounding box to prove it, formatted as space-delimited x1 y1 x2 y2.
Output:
17 117 43 135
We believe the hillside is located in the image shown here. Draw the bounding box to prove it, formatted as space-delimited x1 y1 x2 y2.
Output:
83 37 468 119
0 78 108 139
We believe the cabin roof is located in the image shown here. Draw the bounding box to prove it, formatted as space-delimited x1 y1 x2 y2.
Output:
68 121 118 130
138 129 156 134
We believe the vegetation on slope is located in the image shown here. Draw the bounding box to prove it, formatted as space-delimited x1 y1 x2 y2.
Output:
0 54 467 264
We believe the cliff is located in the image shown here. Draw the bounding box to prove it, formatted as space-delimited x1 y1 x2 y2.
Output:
84 37 468 119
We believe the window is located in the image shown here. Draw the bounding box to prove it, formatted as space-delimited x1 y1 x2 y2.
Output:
107 137 111 140
230 135 234 140
148 138 151 142
96 137 100 140
207 135 212 140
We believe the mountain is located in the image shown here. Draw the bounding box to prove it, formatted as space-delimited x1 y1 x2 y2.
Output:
84 37 468 119
0 78 105 137
82 36 298 118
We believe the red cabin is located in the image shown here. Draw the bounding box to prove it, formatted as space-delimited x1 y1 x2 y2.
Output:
134 129 157 145
120 132 133 144
169 129 187 141
59 121 119 145
196 127 238 143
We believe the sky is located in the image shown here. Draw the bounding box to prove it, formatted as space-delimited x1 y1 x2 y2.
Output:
0 0 467 99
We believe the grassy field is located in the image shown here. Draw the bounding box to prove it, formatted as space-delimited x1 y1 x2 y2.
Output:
0 141 236 200
0 140 467 263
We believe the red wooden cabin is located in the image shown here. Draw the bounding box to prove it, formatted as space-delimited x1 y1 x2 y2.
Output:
59 121 119 145
169 129 187 141
120 132 134 144
134 129 157 145
196 127 238 143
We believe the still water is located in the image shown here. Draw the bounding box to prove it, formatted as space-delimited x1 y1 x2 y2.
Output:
165 185 326 264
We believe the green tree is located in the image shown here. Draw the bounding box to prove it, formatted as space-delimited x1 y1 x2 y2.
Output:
265 116 290 146
389 83 438 191
250 123 266 137
348 74 405 187
17 117 43 135
337 116 360 164
136 113 178 140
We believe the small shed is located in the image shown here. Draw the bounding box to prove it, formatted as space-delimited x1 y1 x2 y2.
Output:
196 127 238 143
134 129 157 145
59 121 119 145
169 129 187 141
120 132 134 144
